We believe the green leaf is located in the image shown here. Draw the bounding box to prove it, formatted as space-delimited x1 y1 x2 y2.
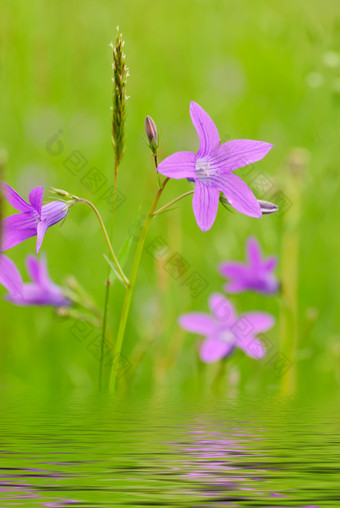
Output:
103 254 126 286
118 206 143 266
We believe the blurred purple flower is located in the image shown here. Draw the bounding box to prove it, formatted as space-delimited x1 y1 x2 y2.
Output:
179 293 275 363
219 236 279 295
0 254 70 307
157 102 273 231
1 182 68 254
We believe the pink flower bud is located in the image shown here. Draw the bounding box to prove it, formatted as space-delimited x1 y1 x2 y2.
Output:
145 116 158 146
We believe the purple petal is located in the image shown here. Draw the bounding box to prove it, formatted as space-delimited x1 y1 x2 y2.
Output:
212 140 273 173
29 187 44 215
236 335 266 359
190 102 220 158
157 152 196 179
192 181 219 231
264 256 278 271
219 261 248 279
36 221 48 254
208 293 236 325
178 312 214 335
0 254 23 296
247 237 262 268
1 212 38 251
223 280 249 294
214 173 262 218
1 182 32 212
26 255 51 287
200 336 234 363
241 312 275 334
11 283 69 307
41 201 68 227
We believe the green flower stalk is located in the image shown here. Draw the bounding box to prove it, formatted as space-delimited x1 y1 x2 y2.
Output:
111 27 128 173
100 28 129 390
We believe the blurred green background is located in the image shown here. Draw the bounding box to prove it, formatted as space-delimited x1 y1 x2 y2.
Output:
0 0 339 396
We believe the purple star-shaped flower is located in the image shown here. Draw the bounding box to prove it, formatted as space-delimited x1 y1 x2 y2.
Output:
179 293 275 363
157 102 273 231
219 236 279 295
0 254 70 307
1 182 69 254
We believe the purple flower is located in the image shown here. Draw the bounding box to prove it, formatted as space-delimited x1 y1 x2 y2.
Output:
179 293 275 363
219 236 279 295
1 182 68 254
0 254 70 307
157 102 273 231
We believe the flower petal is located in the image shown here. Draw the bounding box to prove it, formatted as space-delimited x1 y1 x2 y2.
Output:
157 151 196 180
236 335 266 359
178 312 214 335
214 173 262 218
241 312 275 334
208 293 236 326
26 255 51 287
36 221 48 254
247 237 262 269
190 102 220 158
212 140 273 173
0 254 23 296
223 280 249 294
219 261 249 279
1 182 32 212
41 201 68 227
29 187 44 215
1 213 38 251
192 181 219 232
11 283 69 307
200 336 234 363
264 256 278 271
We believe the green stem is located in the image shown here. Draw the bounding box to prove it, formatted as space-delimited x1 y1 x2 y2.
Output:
109 177 170 393
153 190 194 217
77 198 129 287
99 280 110 389
99 168 119 389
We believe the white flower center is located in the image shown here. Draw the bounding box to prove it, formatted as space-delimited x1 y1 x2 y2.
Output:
220 330 234 344
195 158 212 181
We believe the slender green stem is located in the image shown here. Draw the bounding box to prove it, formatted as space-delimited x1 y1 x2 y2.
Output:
153 154 162 188
99 168 119 389
77 198 129 288
109 177 170 393
99 280 110 389
153 190 194 217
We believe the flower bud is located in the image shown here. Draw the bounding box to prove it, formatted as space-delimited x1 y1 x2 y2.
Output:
145 116 158 153
257 199 279 215
51 187 71 198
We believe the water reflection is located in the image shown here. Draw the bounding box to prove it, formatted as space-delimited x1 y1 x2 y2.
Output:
0 392 337 506
169 420 320 507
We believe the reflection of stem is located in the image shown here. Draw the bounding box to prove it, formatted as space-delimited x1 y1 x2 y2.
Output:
153 190 194 217
109 177 170 393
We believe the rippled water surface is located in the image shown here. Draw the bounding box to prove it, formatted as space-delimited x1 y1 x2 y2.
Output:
0 391 339 507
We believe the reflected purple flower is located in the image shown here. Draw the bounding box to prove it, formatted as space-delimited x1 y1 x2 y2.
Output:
219 236 279 295
157 102 273 231
1 182 69 254
0 254 70 307
167 422 318 507
179 293 275 363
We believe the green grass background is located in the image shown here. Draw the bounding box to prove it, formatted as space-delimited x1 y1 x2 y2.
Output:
0 0 339 396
